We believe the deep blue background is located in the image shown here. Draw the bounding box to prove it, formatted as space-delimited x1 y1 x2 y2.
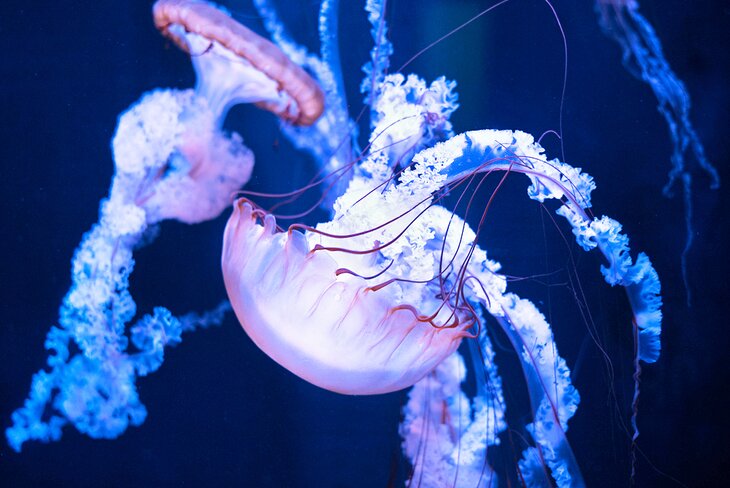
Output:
1 1 728 486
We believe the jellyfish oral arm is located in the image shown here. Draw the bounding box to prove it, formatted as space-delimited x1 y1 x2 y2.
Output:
413 129 662 364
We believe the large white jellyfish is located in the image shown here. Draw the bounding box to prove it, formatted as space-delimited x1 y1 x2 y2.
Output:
224 1 662 486
9 1 667 487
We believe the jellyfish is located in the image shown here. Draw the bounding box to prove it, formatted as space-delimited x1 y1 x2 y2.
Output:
220 1 663 485
8 1 665 487
7 0 325 451
222 128 661 486
595 0 720 305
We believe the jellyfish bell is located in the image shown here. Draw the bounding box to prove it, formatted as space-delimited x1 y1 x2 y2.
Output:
219 131 488 396
221 198 473 395
153 0 325 126
220 133 518 397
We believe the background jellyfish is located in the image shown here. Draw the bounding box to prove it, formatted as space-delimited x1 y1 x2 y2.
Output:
5 0 325 452
1 0 728 486
595 0 720 305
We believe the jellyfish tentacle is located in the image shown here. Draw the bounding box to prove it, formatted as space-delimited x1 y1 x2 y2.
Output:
318 0 347 111
401 310 506 487
361 0 393 112
595 0 719 305
253 0 358 208
406 129 662 365
389 129 661 486
495 301 584 487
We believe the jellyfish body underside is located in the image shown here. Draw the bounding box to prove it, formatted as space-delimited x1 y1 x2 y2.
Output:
222 200 467 395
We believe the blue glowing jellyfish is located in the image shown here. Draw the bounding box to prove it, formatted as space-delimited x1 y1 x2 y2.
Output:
596 0 719 305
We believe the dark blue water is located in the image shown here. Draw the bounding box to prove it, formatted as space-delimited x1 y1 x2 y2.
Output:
1 1 728 486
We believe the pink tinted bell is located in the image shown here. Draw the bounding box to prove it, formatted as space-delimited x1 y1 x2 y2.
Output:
153 0 324 125
222 199 469 395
